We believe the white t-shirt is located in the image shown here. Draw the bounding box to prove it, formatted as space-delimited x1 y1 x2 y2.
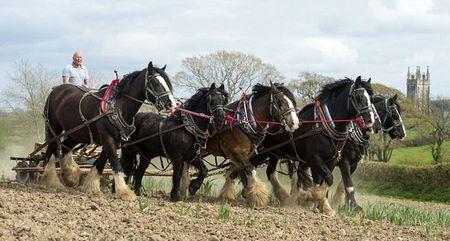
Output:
62 64 89 86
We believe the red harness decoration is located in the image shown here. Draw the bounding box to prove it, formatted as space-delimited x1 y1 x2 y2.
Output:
100 78 120 112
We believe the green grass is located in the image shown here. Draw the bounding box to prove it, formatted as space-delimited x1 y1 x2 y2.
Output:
218 203 231 220
340 202 450 229
356 180 450 205
390 140 450 165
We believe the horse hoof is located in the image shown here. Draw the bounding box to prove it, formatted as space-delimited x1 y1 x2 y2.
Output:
117 189 137 201
217 195 236 205
170 192 181 202
318 198 335 216
188 183 201 196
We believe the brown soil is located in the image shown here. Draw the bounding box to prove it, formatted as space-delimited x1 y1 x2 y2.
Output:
0 181 448 241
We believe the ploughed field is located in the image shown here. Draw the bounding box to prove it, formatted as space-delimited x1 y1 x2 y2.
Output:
0 181 449 240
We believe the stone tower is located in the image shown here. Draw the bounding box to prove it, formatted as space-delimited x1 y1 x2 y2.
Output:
407 66 430 113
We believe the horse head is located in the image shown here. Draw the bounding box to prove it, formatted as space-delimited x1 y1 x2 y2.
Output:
349 76 376 133
268 81 299 132
206 83 229 129
145 61 177 112
376 94 406 140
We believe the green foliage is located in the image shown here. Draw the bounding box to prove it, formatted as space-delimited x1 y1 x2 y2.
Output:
137 198 149 212
218 203 231 220
198 178 216 197
390 140 450 165
356 180 450 204
244 208 255 227
340 203 450 228
356 162 450 187
194 199 202 218
370 132 393 162
142 177 166 192
175 203 191 216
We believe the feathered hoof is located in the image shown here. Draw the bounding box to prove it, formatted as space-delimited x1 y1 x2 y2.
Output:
60 152 81 187
218 191 237 205
117 188 137 201
245 179 269 208
80 168 102 196
332 182 346 208
318 198 336 216
41 155 65 190
276 188 291 206
310 183 328 201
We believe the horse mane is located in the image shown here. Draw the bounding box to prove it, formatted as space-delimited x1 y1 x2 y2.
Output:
252 83 297 106
115 65 172 93
373 95 402 113
183 87 210 110
117 70 142 92
316 78 353 101
183 86 229 110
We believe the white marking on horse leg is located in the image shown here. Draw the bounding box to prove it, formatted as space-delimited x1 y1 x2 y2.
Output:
283 95 299 131
114 172 136 201
346 186 355 193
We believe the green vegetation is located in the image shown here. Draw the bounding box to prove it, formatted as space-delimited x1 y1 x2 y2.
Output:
218 202 231 220
340 202 450 229
389 140 450 165
198 178 216 196
356 180 450 204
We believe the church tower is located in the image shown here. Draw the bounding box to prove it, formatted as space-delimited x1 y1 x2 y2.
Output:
406 66 430 113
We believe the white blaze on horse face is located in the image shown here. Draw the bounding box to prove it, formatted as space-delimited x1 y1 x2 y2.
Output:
156 75 177 110
395 107 406 140
363 90 375 127
283 95 299 131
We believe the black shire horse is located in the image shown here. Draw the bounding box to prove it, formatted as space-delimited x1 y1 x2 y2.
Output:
331 94 406 210
121 83 229 201
229 77 375 213
44 62 176 200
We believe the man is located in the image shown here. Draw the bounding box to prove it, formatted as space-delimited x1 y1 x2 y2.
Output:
62 51 90 87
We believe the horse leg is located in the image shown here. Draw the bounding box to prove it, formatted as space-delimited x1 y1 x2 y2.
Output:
344 161 362 211
170 157 184 202
310 155 335 216
41 155 65 189
218 169 238 204
241 162 269 207
133 159 149 196
59 138 81 187
102 139 136 201
266 157 290 205
80 151 106 196
179 163 190 199
188 158 208 196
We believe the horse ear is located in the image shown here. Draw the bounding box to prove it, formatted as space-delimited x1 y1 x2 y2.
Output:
210 83 216 90
390 94 398 103
148 61 154 74
219 83 225 90
161 65 167 71
355 76 362 85
270 80 278 91
367 78 371 84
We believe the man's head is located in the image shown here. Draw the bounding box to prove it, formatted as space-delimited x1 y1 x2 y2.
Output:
72 51 83 67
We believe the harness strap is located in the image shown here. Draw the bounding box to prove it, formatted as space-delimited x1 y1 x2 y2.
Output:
79 92 95 144
158 121 170 160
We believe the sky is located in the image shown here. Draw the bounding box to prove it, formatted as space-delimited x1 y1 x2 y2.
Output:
1 0 449 101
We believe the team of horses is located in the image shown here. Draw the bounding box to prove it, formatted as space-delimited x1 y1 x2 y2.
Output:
41 61 405 216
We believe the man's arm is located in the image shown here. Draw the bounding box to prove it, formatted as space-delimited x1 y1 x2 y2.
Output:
62 66 70 84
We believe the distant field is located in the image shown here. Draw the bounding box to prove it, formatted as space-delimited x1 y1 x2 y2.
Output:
389 140 450 166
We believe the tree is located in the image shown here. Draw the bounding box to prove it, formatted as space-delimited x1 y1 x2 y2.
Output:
370 132 394 162
2 60 58 141
429 97 450 164
287 72 334 105
174 50 285 101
